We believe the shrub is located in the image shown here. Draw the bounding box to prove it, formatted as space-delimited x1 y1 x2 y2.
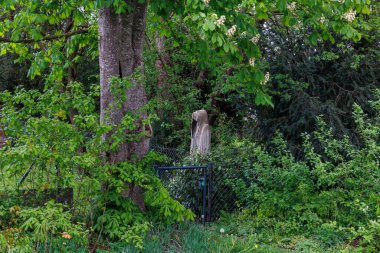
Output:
0 83 194 250
207 90 380 241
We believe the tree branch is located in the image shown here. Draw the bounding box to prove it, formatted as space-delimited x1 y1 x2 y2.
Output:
0 28 88 44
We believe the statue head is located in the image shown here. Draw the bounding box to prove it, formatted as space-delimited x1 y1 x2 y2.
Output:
192 109 209 125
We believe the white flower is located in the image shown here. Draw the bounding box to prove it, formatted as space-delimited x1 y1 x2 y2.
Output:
319 15 326 24
261 72 270 85
203 0 210 6
274 46 280 52
246 6 256 15
250 34 260 44
220 228 225 234
215 15 226 27
361 205 369 213
343 9 356 22
287 2 296 12
249 58 255 67
237 4 244 12
226 25 237 37
264 72 270 84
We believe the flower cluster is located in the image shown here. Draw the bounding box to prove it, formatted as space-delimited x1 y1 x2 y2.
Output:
265 72 270 83
226 25 237 37
250 34 260 44
249 3 256 15
319 15 326 24
343 9 356 22
203 0 210 7
215 15 226 27
287 2 296 12
249 58 255 67
237 4 244 12
261 72 270 85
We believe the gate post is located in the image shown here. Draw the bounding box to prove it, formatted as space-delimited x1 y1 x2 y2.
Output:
154 165 159 177
202 166 207 224
207 163 213 222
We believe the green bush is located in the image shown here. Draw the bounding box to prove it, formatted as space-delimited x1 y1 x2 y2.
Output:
0 83 194 251
206 90 380 249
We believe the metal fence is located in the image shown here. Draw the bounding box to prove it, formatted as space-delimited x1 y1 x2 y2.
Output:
151 145 238 222
154 164 212 223
1 144 238 222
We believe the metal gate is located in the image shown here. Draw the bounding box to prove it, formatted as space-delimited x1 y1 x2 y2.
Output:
154 164 212 223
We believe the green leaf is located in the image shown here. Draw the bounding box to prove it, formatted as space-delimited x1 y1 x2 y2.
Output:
173 40 180 47
309 32 319 45
223 43 229 53
361 5 371 14
277 0 286 11
159 29 170 37
257 11 268 20
217 36 223 47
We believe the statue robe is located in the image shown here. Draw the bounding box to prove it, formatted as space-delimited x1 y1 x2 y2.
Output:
190 109 211 155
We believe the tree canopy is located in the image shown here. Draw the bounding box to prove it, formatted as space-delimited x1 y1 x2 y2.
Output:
0 0 373 104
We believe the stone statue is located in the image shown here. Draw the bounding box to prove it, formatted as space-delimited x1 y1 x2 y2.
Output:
190 109 211 155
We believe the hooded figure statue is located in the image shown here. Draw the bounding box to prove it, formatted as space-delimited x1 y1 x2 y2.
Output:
190 109 211 155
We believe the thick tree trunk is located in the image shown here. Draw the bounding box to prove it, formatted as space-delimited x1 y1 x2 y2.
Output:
154 32 173 118
155 31 170 97
98 0 149 211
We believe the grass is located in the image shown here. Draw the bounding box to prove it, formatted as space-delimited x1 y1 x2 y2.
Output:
2 215 367 252
91 220 363 253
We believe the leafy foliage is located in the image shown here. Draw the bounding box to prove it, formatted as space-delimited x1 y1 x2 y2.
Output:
203 91 380 249
20 201 88 250
0 83 194 250
0 0 98 83
0 0 378 251
1 0 373 103
252 9 380 154
147 0 373 104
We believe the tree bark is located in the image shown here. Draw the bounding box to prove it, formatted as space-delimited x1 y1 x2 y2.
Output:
98 0 149 211
155 29 170 98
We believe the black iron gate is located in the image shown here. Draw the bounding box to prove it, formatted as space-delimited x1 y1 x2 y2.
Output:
154 164 212 223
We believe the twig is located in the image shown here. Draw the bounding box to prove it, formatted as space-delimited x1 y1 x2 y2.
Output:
91 204 106 253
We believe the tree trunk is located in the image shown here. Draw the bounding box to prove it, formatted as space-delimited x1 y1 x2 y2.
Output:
98 0 149 211
155 28 170 99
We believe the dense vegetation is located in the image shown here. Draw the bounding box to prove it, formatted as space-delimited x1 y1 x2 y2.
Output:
0 0 379 252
